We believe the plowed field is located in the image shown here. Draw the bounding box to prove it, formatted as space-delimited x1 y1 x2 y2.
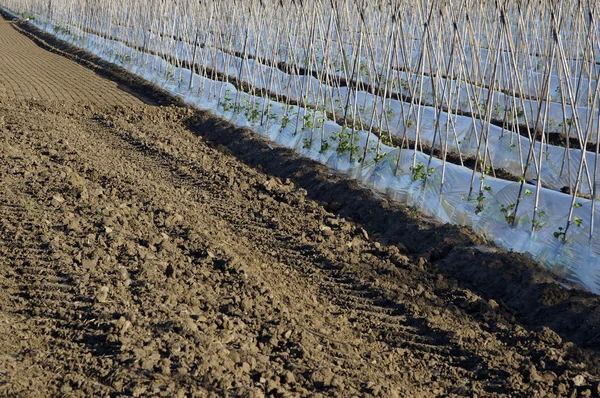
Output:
1 15 600 398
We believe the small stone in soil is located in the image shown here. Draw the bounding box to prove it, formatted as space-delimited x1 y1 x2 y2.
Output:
95 286 109 303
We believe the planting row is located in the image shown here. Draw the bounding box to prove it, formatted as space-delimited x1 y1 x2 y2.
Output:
44 22 600 198
4 0 600 294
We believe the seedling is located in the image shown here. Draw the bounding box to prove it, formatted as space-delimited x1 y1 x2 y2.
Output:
243 99 261 124
302 137 313 149
115 52 131 65
53 24 71 36
553 227 566 239
335 126 359 157
219 89 234 112
499 203 516 224
410 162 434 182
532 210 547 230
474 185 491 215
380 134 393 146
374 152 387 164
164 65 175 82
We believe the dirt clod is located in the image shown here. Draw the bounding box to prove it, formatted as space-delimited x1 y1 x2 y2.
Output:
95 286 109 303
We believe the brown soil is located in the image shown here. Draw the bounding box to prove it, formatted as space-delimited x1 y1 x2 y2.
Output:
1 14 600 398
0 19 140 106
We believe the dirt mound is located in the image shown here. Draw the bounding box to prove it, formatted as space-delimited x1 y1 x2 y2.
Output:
1 13 600 398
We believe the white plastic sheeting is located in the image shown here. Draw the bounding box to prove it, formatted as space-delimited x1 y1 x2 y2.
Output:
55 23 600 196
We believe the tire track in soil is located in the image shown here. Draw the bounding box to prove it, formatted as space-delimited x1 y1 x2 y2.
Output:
0 151 115 396
81 109 434 394
91 112 592 396
40 101 600 396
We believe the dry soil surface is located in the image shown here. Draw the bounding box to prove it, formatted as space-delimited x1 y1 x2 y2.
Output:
1 15 600 398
